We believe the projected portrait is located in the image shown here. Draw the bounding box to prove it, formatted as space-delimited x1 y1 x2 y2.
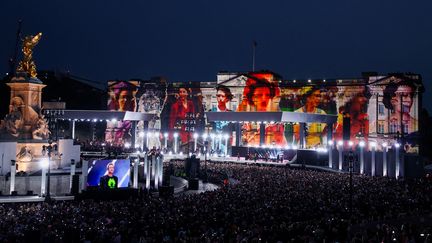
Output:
293 87 327 148
238 74 286 146
334 86 371 142
383 81 417 134
105 81 137 146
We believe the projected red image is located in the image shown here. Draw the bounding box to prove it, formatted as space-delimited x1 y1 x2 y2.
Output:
237 73 286 146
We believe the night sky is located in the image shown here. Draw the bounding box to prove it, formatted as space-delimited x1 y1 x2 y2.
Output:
1 0 432 111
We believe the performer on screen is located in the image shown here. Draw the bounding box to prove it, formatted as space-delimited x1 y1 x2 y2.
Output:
99 163 118 189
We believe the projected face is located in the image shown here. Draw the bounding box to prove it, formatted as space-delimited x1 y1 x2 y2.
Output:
391 86 414 113
305 90 321 109
217 90 228 105
107 163 115 175
118 90 134 111
253 86 271 111
179 88 188 101
351 93 368 112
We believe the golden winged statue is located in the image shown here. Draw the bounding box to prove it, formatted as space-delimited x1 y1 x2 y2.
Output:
16 32 43 78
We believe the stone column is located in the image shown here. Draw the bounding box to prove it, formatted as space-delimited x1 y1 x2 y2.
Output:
338 141 343 170
41 162 47 196
70 159 76 190
395 144 400 179
81 160 88 191
382 144 388 177
133 158 139 189
328 141 333 168
371 145 376 176
10 160 16 194
259 123 265 146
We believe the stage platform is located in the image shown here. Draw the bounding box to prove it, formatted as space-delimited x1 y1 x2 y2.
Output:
0 195 74 204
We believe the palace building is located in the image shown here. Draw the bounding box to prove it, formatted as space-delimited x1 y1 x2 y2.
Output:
105 71 424 154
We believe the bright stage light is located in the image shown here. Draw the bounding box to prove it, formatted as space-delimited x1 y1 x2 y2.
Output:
124 143 131 148
41 158 49 169
359 141 365 147
164 132 168 138
370 142 377 148
348 141 354 146
223 134 229 139
292 145 298 150
395 143 400 148
328 140 334 145
193 133 198 139
202 133 208 139
173 132 178 138
382 142 388 148
139 132 145 138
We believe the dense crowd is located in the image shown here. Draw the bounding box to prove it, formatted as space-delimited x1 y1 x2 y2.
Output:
0 162 431 242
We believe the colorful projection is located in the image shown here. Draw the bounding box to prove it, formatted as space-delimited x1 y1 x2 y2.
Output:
106 72 420 153
212 72 419 149
160 83 205 151
105 81 138 146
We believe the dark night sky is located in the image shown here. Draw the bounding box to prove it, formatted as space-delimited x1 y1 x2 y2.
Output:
1 0 432 111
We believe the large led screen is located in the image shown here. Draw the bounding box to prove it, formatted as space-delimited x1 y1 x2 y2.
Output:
87 159 130 188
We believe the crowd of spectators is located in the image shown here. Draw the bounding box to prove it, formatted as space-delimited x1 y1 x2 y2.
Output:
0 162 431 242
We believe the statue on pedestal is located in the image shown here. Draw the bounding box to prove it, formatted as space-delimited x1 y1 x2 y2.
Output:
0 32 50 140
16 32 42 78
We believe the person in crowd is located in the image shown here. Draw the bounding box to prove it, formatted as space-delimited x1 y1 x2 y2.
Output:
0 161 431 242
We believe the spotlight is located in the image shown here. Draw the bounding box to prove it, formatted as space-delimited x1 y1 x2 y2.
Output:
359 141 365 147
337 140 343 146
328 140 334 145
41 159 49 169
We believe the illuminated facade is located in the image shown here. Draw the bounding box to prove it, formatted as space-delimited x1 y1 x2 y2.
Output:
108 71 424 153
